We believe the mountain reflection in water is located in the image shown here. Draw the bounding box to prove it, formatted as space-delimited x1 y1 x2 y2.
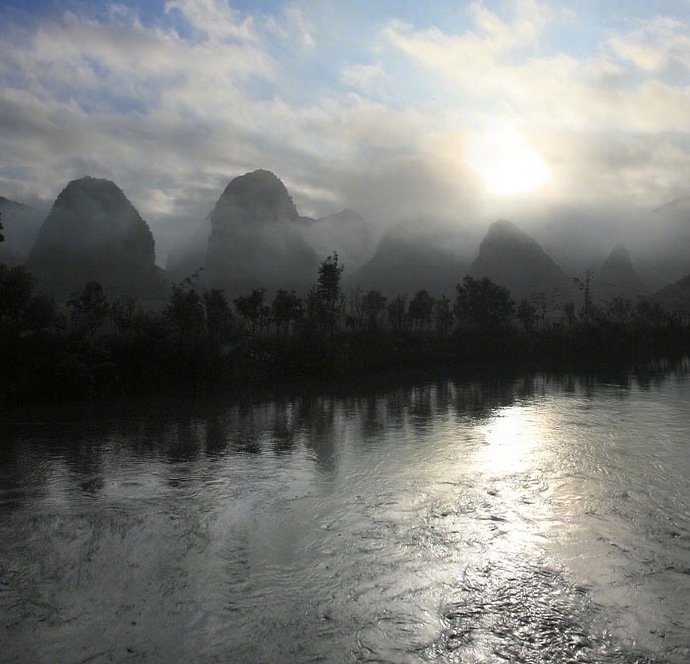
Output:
1 361 689 663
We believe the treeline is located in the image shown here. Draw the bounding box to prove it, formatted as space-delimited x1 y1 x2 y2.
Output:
1 251 689 403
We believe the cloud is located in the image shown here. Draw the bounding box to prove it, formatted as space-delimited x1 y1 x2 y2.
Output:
282 6 316 49
0 0 689 268
608 16 690 73
164 0 258 42
468 0 567 49
341 63 385 91
382 0 690 207
0 2 349 260
0 0 486 264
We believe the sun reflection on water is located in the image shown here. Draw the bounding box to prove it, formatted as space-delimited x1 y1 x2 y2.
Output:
3 374 689 662
480 403 542 474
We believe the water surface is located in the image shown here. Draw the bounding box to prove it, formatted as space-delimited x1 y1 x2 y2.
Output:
2 364 690 662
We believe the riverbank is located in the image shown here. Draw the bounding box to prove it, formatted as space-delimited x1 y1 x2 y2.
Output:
3 265 690 404
2 320 689 405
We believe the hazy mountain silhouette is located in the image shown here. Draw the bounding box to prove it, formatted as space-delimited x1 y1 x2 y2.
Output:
205 169 319 294
302 208 377 273
637 198 690 289
470 220 575 301
594 243 647 302
655 273 690 314
0 196 43 266
168 203 376 284
653 196 690 214
11 172 690 307
26 177 163 299
351 223 469 296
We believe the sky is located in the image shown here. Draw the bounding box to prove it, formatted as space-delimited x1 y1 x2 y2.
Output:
1 0 690 261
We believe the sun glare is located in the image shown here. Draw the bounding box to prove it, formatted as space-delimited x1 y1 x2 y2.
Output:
481 406 535 472
466 129 550 196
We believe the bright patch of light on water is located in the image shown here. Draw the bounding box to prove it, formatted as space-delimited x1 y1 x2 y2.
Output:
481 404 540 473
1 366 689 662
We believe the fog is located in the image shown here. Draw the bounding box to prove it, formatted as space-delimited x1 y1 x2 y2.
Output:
1 0 689 301
4 162 690 303
0 197 47 267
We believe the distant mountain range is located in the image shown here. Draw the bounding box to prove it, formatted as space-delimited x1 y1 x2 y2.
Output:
4 171 690 312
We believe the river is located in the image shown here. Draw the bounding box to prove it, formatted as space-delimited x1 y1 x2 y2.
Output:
1 362 689 662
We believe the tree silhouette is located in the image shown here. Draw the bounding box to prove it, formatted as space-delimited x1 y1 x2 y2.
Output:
455 276 514 331
517 298 537 332
408 290 435 330
234 288 268 335
204 288 234 341
167 276 206 338
562 301 576 328
573 270 594 323
362 289 387 330
68 281 110 340
633 299 666 328
530 292 549 327
272 289 303 335
434 295 454 335
313 253 344 333
387 294 408 332
604 296 632 324
110 296 137 334
0 264 55 333
0 265 34 326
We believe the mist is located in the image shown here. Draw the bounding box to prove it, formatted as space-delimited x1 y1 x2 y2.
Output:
2 0 690 380
2 0 688 302
4 3 690 663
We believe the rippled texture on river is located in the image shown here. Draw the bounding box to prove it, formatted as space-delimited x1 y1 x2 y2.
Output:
2 364 690 663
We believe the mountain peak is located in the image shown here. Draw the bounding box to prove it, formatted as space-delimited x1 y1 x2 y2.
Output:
56 176 125 202
206 170 318 293
471 220 572 300
484 219 538 246
26 176 160 298
608 242 630 261
489 218 519 233
595 242 646 300
214 169 300 223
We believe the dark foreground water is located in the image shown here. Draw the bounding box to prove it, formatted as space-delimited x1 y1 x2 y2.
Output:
1 363 690 663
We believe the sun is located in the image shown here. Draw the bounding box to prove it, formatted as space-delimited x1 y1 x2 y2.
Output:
466 129 550 196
